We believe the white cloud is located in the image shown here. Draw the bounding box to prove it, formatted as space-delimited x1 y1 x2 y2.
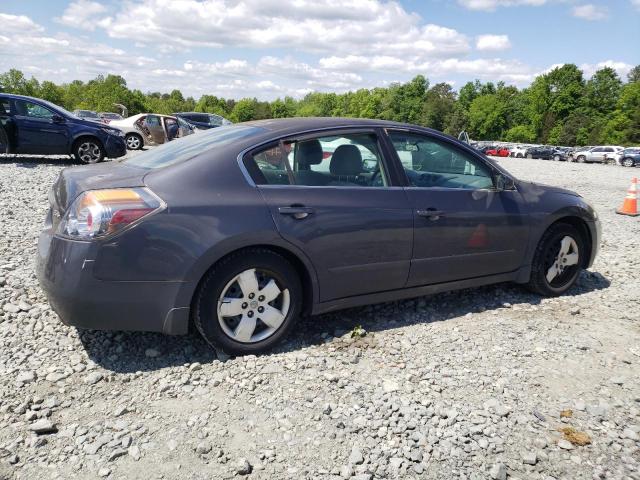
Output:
630 0 640 10
0 13 44 33
580 60 633 79
458 0 548 11
476 34 511 51
92 0 470 57
56 0 110 31
572 4 608 20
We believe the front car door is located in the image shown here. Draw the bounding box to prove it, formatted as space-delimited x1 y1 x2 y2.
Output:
385 129 530 287
11 99 68 154
242 128 413 302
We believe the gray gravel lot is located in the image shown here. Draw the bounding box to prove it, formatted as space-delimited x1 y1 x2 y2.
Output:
0 153 639 480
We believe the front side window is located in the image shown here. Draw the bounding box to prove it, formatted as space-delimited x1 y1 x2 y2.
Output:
14 100 54 119
388 131 494 190
0 98 10 114
249 132 387 188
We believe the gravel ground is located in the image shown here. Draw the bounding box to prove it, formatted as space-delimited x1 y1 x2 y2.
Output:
0 153 639 480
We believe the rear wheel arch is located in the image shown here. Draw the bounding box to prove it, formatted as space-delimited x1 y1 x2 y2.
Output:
189 244 317 319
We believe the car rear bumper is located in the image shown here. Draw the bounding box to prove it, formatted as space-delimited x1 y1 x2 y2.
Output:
37 228 190 335
104 135 127 159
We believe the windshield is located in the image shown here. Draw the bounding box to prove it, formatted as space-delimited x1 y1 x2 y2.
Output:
124 125 263 169
38 99 77 118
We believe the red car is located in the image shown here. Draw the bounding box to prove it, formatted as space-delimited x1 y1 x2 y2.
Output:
484 147 510 157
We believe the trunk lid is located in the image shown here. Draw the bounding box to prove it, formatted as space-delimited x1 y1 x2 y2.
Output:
51 162 147 214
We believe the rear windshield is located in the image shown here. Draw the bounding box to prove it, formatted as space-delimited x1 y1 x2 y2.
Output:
123 125 263 169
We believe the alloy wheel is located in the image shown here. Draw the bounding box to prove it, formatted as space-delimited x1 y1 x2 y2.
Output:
545 235 580 288
217 268 290 343
77 142 102 163
623 158 635 167
126 135 141 150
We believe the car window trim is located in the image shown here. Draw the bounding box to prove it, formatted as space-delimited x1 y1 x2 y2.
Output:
241 127 399 189
382 127 509 191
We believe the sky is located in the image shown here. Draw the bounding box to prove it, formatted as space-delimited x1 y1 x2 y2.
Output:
0 0 638 100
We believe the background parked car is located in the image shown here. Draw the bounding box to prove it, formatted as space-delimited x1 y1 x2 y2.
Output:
484 146 510 157
572 145 624 163
99 112 124 124
524 145 555 160
603 147 627 165
174 112 232 130
72 109 105 123
0 93 126 163
510 145 528 158
110 113 194 149
616 147 640 167
551 146 572 161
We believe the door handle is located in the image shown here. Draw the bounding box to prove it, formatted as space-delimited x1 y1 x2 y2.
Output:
416 208 445 219
278 206 314 219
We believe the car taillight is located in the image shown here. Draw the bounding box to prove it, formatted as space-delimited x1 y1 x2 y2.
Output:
57 188 165 240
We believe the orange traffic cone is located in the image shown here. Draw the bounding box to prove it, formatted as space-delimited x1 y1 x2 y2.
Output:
616 177 639 216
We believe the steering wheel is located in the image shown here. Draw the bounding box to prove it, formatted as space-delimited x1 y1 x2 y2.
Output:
370 169 383 187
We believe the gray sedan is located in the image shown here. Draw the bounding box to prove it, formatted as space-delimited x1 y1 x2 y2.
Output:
37 118 600 355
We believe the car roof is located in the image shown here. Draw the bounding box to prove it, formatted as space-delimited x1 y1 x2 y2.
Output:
240 117 437 137
0 93 42 101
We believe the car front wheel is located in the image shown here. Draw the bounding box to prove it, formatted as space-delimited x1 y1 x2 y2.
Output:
125 133 143 150
74 138 105 164
193 248 302 356
554 155 561 161
526 223 584 296
577 155 586 163
622 157 635 167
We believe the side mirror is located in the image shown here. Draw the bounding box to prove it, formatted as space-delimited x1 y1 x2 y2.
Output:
495 173 516 191
52 114 65 123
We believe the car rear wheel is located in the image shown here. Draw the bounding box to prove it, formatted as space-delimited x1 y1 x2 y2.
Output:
0 127 8 154
193 248 302 356
622 157 635 167
554 154 561 162
526 223 584 296
125 133 143 150
577 155 586 163
74 138 105 164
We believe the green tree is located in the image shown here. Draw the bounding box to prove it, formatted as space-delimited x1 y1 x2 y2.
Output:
627 65 640 83
468 94 507 139
422 82 456 131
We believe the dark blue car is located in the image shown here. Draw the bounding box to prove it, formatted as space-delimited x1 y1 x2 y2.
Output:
0 94 126 163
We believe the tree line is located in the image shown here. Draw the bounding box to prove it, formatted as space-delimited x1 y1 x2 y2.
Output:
1 64 639 146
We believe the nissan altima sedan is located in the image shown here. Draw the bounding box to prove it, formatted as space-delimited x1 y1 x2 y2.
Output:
37 118 601 355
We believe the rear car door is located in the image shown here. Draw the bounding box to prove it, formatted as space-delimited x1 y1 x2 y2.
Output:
243 129 413 302
11 99 68 154
385 129 529 287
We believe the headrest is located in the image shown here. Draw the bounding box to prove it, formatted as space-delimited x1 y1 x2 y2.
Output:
330 144 362 176
297 140 323 166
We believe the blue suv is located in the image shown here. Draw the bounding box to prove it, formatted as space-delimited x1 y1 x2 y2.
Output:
0 94 126 163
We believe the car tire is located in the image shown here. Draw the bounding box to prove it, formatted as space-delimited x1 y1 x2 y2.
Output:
193 248 303 356
73 137 105 164
554 155 561 162
622 157 635 167
516 154 523 158
577 155 586 163
526 222 585 297
125 133 143 150
0 127 8 154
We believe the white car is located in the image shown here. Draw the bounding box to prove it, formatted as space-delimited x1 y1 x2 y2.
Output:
572 145 624 164
510 146 528 158
109 113 194 150
603 147 626 165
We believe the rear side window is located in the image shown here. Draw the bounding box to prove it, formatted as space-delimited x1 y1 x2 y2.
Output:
247 132 387 188
0 98 10 114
